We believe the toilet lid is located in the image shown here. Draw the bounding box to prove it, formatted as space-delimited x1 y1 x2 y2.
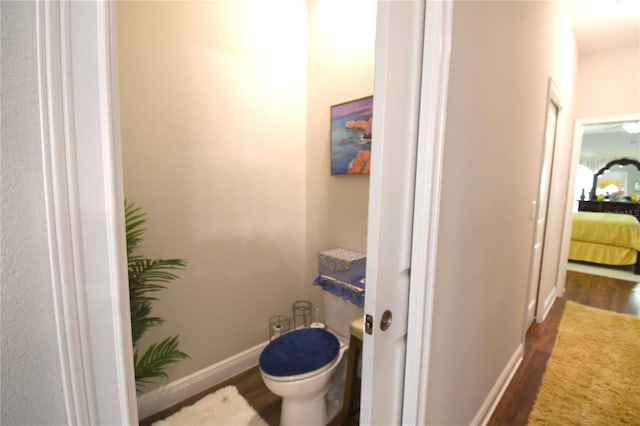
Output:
259 328 340 377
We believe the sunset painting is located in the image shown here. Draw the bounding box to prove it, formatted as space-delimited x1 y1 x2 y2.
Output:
330 96 373 175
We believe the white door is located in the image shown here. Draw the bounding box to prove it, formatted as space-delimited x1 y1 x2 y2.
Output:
360 1 452 424
527 79 561 325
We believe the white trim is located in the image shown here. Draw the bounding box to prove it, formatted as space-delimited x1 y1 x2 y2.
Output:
402 2 453 425
100 2 140 419
528 297 537 315
524 77 564 337
37 2 137 424
137 342 268 420
472 344 524 426
535 78 564 323
538 286 557 323
37 3 97 423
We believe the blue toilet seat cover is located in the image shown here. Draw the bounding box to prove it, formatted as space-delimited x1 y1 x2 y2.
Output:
260 328 340 377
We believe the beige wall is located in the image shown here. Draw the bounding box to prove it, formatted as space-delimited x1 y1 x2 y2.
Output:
305 1 375 296
117 1 308 389
117 0 373 391
575 45 640 119
425 2 577 423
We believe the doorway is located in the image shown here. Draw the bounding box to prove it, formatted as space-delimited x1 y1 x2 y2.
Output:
116 0 376 418
528 79 563 326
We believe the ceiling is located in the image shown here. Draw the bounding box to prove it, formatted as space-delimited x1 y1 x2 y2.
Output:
568 0 640 157
582 121 639 157
567 0 640 53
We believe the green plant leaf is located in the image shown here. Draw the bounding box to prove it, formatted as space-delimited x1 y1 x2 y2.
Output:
124 199 147 255
134 335 190 392
130 301 164 345
129 258 187 288
125 200 189 392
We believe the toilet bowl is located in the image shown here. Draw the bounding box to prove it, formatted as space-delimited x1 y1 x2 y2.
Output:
259 328 348 426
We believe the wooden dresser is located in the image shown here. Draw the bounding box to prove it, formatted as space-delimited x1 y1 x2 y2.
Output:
577 200 640 221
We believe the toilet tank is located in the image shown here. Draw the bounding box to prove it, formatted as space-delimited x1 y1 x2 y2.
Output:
323 291 364 341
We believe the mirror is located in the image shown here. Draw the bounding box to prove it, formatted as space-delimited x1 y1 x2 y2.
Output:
574 118 640 206
589 158 640 200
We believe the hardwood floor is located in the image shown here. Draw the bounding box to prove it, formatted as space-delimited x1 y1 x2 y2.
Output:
141 270 639 426
487 270 640 425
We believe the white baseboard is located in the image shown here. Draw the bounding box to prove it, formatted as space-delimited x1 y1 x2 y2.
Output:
471 343 524 426
526 297 536 325
137 341 269 420
538 287 557 323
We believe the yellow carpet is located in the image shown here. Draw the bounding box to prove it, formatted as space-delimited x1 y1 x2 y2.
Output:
528 301 640 425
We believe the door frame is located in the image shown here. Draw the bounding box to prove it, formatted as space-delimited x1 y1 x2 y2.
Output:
526 78 563 327
536 78 564 323
37 2 137 424
40 0 453 423
401 1 453 424
558 113 640 296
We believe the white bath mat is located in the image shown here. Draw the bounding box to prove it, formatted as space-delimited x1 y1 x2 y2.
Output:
153 385 269 426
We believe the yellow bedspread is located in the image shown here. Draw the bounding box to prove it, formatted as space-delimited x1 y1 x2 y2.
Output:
571 212 640 251
569 241 637 266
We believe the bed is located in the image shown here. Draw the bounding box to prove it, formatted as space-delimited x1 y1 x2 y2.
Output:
569 211 640 275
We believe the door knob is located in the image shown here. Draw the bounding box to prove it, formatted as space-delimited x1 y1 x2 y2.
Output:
380 310 392 331
364 310 393 335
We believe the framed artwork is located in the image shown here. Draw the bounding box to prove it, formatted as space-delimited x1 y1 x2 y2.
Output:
330 96 373 175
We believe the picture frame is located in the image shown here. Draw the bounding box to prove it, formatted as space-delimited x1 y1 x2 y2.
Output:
330 96 373 175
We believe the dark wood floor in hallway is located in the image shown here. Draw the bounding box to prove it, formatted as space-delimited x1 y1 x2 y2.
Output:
487 270 640 426
141 269 639 425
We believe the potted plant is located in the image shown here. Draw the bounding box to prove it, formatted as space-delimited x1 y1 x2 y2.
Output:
125 200 190 392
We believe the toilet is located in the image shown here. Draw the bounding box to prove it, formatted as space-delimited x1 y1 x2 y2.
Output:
259 292 362 426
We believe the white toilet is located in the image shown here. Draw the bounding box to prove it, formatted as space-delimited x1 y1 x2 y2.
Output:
259 292 362 426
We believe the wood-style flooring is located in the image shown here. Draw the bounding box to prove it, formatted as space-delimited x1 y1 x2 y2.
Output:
141 269 640 426
488 270 640 425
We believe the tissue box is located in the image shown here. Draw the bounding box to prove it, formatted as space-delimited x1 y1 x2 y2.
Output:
318 248 366 284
